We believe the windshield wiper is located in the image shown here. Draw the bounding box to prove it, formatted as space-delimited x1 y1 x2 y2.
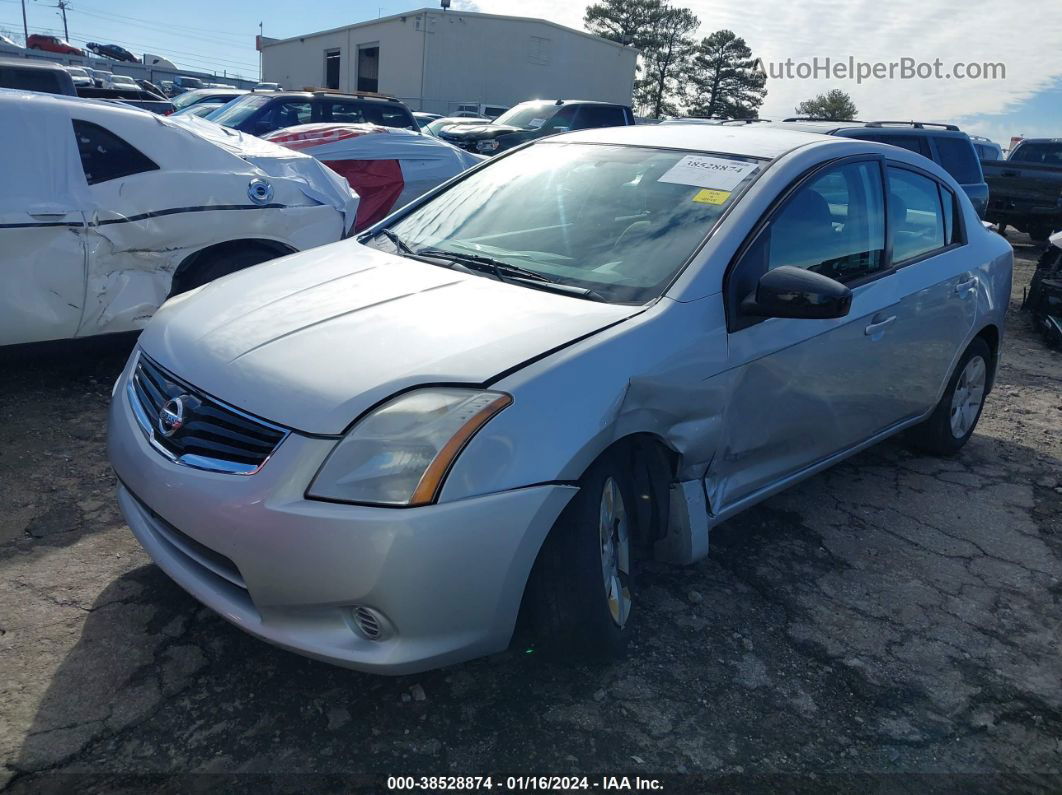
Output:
416 247 550 282
378 228 416 256
417 248 605 301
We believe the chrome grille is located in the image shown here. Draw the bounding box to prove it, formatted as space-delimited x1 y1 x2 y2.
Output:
128 353 288 475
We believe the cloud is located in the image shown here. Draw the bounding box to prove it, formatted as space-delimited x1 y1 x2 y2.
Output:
466 0 1062 126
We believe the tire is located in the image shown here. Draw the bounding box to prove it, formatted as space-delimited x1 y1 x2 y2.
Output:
170 246 280 296
907 337 992 455
525 451 636 661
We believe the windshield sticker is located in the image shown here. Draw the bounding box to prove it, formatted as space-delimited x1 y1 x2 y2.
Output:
658 155 758 191
527 118 547 129
691 188 731 205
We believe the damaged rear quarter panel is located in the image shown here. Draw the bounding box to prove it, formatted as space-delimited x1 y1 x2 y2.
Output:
78 172 343 337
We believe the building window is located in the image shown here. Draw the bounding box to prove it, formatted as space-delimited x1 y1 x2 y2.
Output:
528 36 551 65
357 45 379 93
324 49 341 90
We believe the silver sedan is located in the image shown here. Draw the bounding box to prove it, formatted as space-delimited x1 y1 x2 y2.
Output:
107 124 1013 673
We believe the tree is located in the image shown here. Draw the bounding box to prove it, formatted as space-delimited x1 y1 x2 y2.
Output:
635 4 699 118
685 30 766 119
793 89 858 120
584 0 663 48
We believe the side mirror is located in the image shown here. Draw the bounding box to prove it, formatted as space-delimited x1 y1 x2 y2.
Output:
741 265 852 320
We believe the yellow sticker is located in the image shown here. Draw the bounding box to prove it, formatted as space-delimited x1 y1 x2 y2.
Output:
692 189 731 205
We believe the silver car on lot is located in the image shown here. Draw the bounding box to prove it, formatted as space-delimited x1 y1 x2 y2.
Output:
108 124 1013 674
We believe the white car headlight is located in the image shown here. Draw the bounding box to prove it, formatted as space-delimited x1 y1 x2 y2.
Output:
307 388 512 506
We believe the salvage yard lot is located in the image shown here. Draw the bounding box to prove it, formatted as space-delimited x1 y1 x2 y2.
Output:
1 235 1059 789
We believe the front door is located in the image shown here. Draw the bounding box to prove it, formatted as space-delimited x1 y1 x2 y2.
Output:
710 158 906 513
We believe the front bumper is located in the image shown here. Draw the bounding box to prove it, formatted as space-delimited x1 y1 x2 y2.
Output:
107 357 576 674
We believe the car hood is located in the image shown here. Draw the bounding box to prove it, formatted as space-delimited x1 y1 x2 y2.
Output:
441 123 523 141
140 242 639 435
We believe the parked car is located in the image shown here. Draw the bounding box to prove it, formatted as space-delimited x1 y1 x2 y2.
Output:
263 122 482 230
170 87 247 113
172 75 205 93
437 99 635 155
0 33 23 49
106 123 1011 674
454 102 509 120
983 138 1062 241
86 42 138 62
88 68 110 87
420 115 489 138
1023 233 1062 346
206 90 419 137
172 102 224 118
771 120 989 218
26 33 84 56
105 73 139 91
971 135 1003 161
158 80 177 96
413 111 443 125
0 55 75 95
64 65 93 88
75 86 175 114
0 90 356 346
136 78 166 96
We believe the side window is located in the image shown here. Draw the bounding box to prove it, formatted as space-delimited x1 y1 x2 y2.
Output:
2 67 62 94
887 166 945 262
359 103 417 130
940 186 962 245
932 137 982 184
857 133 931 158
72 120 159 185
575 105 626 129
729 162 886 312
323 101 365 124
541 105 577 133
264 101 311 129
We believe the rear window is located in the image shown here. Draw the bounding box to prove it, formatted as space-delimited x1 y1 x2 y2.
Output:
933 136 983 184
0 66 63 94
1009 142 1062 165
323 100 416 130
853 132 931 158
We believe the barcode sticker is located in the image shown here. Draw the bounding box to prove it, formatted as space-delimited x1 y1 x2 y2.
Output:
658 155 758 191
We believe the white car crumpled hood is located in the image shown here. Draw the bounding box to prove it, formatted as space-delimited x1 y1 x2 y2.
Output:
140 242 639 435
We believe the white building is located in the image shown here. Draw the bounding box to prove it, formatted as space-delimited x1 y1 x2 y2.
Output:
260 8 638 115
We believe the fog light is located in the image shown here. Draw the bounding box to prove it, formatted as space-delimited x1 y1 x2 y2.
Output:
350 606 392 641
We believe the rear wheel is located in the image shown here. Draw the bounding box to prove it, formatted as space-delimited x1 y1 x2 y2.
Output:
526 452 635 661
170 246 282 296
907 338 991 455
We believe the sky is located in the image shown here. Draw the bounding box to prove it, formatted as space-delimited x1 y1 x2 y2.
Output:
2 0 1059 142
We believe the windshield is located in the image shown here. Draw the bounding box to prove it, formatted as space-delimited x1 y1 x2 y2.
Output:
377 143 764 304
172 90 209 110
493 102 557 129
208 94 272 126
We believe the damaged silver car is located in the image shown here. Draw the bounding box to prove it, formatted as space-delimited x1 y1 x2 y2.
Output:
107 123 1012 673
0 90 356 346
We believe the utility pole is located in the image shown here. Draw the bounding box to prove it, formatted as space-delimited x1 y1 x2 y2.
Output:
21 0 28 43
57 0 68 40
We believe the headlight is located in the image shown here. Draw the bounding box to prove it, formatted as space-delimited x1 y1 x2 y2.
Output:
307 388 512 506
475 139 500 153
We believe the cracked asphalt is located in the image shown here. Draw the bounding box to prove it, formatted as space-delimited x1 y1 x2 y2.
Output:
1 234 1059 792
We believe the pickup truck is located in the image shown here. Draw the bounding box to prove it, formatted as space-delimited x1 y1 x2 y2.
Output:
982 138 1062 241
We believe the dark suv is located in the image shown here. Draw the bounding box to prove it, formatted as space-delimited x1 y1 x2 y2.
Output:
438 99 635 155
770 119 989 218
207 90 418 137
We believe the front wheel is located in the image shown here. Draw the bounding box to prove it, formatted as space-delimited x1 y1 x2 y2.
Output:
907 338 991 455
525 452 636 661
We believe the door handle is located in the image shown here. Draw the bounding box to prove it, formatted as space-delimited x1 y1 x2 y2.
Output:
955 277 977 295
864 315 897 336
1000 170 1019 177
27 203 75 219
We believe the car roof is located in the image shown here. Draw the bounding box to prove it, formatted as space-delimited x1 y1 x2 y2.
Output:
767 119 968 137
516 99 623 107
1015 138 1062 144
549 123 838 160
246 91 405 104
0 56 66 71
185 88 246 97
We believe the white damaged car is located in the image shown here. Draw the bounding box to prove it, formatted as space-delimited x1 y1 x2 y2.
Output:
0 90 357 346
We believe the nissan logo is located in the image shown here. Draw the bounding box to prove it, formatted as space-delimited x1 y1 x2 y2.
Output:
158 396 189 438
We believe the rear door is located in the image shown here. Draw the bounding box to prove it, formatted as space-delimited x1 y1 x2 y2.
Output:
713 157 904 511
0 106 87 345
881 163 977 416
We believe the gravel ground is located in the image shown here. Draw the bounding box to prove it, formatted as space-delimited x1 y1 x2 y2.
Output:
1 234 1059 792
